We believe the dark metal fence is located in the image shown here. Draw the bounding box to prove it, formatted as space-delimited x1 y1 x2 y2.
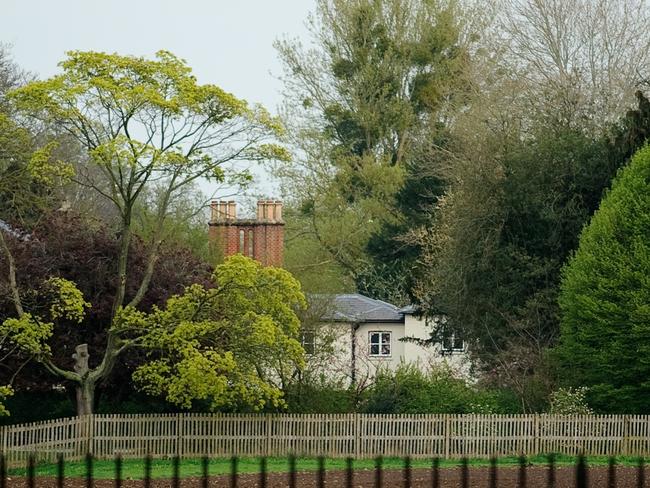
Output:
0 453 647 487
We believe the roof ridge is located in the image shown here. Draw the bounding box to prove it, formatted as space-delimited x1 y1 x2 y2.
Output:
353 294 401 311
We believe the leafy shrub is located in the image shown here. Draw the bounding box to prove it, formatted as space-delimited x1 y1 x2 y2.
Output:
284 375 356 413
549 387 594 415
468 388 521 414
362 364 519 414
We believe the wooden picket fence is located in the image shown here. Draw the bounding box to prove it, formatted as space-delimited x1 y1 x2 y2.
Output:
1 414 649 466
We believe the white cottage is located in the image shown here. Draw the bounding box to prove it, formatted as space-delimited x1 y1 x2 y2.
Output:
302 294 471 385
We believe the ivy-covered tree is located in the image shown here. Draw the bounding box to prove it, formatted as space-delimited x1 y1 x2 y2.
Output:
2 50 288 414
275 0 469 300
556 145 650 413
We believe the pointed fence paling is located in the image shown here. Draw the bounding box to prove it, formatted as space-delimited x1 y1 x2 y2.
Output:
1 414 650 466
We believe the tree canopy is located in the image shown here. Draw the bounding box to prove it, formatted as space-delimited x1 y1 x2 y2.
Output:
556 145 650 413
275 0 469 303
133 255 306 411
1 50 290 415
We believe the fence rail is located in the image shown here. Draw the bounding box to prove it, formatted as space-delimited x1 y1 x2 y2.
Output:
1 414 649 465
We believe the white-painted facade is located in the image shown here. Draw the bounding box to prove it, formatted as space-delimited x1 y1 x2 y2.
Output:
303 295 471 384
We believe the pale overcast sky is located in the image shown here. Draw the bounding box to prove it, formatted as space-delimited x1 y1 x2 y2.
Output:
2 0 315 206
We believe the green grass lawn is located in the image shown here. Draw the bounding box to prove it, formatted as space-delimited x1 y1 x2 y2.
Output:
8 454 645 479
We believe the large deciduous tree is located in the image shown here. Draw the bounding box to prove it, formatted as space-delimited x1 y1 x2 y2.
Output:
499 0 650 125
1 50 289 414
275 0 469 302
556 145 650 413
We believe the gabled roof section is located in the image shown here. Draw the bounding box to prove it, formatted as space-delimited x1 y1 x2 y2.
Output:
316 293 405 323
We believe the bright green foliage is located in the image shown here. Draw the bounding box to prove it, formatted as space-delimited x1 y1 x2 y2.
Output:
44 277 91 323
4 50 289 415
0 386 13 416
27 141 75 186
1 277 90 357
557 145 650 413
9 51 287 207
549 387 593 415
0 314 53 356
133 255 306 411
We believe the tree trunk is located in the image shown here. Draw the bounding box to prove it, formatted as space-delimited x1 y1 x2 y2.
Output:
76 379 94 416
73 344 95 415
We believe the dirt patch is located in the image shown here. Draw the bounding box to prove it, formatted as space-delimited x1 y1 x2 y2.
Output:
5 466 647 487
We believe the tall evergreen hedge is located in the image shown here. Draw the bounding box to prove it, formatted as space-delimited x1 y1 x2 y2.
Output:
557 145 650 413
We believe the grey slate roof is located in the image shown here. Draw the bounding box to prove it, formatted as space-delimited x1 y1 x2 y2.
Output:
317 293 405 323
398 304 418 314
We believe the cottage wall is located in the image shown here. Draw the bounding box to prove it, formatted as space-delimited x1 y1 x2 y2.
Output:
306 315 471 385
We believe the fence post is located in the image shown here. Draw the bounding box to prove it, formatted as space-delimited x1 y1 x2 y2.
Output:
0 423 6 456
444 415 451 459
354 414 360 459
265 414 272 457
176 413 183 457
623 416 630 456
534 414 540 455
85 415 95 456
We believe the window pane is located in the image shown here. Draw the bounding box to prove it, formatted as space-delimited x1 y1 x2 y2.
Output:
248 229 254 257
381 344 390 355
239 229 245 253
370 344 380 355
381 333 390 344
453 335 464 350
370 333 379 344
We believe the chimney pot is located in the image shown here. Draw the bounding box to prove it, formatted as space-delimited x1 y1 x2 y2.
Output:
257 199 283 223
211 200 237 221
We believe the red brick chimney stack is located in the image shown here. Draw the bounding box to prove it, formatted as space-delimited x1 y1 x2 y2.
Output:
208 199 284 267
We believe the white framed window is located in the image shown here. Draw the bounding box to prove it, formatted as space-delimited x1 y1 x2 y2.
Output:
301 331 316 355
369 331 391 357
441 329 465 354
